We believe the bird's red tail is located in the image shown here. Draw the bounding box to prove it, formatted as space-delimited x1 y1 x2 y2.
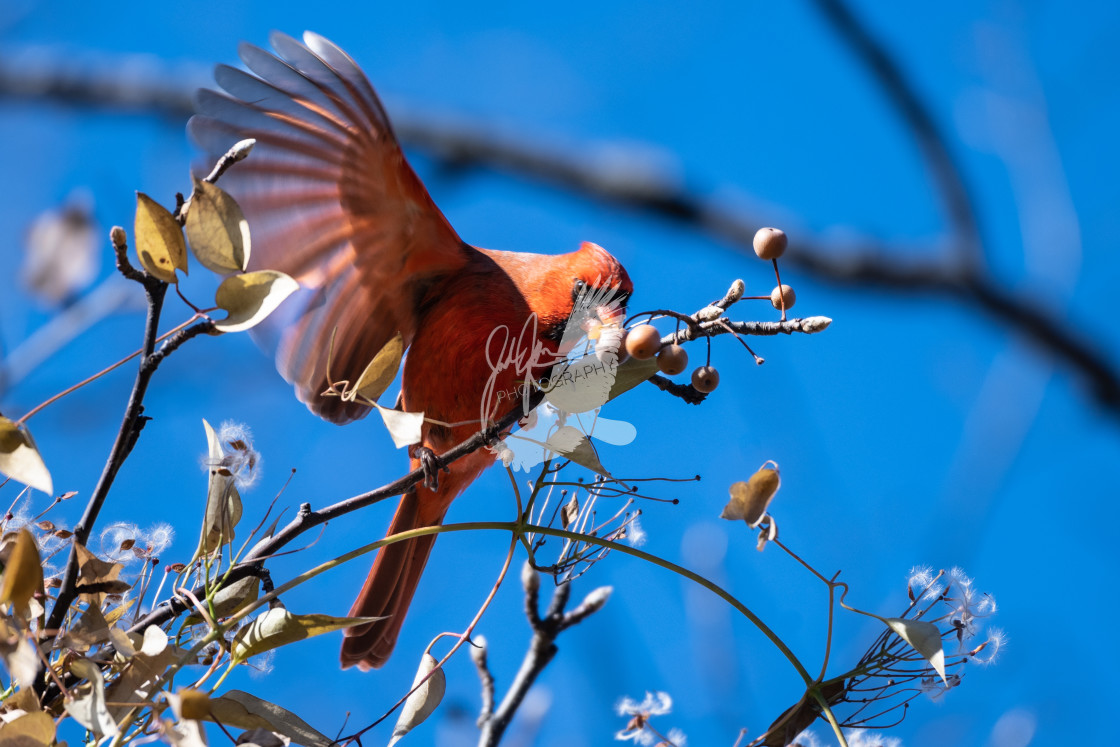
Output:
340 487 447 670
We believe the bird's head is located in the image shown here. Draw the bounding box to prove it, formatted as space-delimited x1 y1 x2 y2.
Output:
538 241 632 351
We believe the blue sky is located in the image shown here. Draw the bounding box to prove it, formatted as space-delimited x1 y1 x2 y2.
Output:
2 2 1118 745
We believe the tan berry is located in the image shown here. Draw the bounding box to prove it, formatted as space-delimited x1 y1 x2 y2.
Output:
753 227 788 260
691 365 720 393
657 344 689 375
624 324 662 360
770 284 796 311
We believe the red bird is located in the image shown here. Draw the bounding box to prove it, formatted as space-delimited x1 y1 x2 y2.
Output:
190 32 632 669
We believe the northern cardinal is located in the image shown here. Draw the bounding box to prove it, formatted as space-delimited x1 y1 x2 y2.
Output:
190 32 632 669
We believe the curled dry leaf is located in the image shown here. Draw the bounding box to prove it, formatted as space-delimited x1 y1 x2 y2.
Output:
374 405 424 449
231 608 382 664
214 270 299 333
721 463 781 528
0 529 44 616
207 690 333 747
351 333 404 403
388 653 446 746
134 192 187 283
185 177 251 273
0 417 53 494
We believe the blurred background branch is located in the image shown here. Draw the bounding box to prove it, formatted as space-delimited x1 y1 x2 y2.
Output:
0 0 1117 422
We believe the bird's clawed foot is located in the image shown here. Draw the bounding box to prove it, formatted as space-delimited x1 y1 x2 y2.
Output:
411 445 449 490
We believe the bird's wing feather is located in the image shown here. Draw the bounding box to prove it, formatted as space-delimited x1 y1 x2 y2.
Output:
189 31 468 423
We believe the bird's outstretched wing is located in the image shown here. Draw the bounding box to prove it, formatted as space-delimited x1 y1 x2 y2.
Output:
189 31 468 423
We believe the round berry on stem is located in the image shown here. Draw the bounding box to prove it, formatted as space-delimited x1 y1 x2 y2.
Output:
770 284 796 311
657 344 689 375
691 365 720 393
625 324 662 360
753 227 788 260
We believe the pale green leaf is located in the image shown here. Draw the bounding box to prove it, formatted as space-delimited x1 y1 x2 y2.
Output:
884 617 947 684
65 658 119 738
374 405 424 449
231 608 381 664
0 417 53 494
606 355 658 402
213 270 299 333
544 426 610 477
389 653 446 746
185 177 251 273
186 575 259 626
208 690 333 747
134 192 187 283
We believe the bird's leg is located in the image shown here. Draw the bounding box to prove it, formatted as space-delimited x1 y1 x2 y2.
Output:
410 444 449 490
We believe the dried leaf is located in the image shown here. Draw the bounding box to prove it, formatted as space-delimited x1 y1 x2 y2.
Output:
388 653 446 746
159 717 208 747
106 634 185 721
73 543 129 602
0 620 39 686
231 608 381 664
198 420 243 555
0 710 55 746
374 405 424 449
0 529 43 615
561 495 580 530
544 426 611 477
66 658 119 737
0 417 53 494
351 333 404 403
721 464 781 528
60 603 111 652
208 691 332 747
883 617 947 684
108 625 136 657
185 177 250 273
214 270 299 333
134 192 187 283
177 689 212 721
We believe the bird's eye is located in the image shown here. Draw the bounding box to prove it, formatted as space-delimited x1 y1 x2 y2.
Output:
571 278 588 301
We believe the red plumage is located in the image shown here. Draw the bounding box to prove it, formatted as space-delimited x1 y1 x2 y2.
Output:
191 32 632 669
